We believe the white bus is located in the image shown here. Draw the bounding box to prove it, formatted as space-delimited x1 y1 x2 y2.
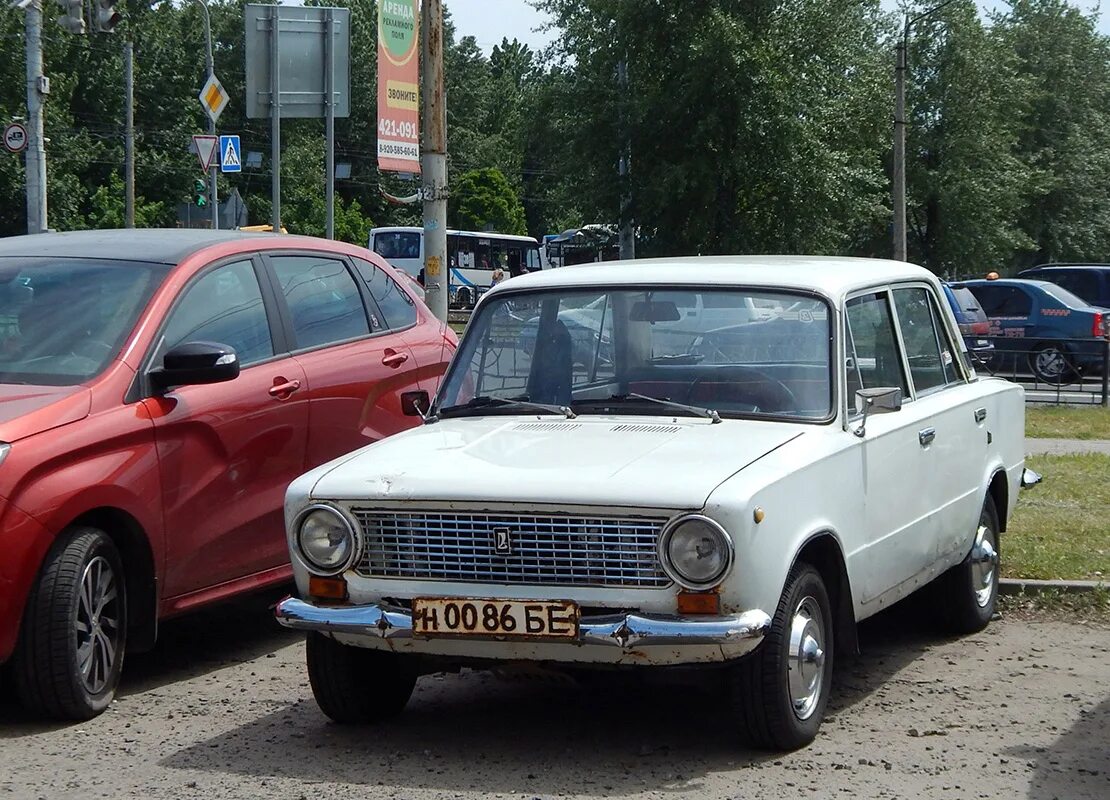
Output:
369 227 543 308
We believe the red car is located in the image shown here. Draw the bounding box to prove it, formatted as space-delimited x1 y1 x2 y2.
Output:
0 229 454 719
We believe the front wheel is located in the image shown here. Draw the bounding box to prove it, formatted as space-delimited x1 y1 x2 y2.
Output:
937 496 1000 634
729 563 834 750
13 527 127 720
305 632 416 723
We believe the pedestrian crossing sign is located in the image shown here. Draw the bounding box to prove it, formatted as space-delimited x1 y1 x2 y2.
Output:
219 135 241 174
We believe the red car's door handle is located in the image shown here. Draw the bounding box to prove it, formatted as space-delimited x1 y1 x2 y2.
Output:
269 379 301 399
381 350 409 368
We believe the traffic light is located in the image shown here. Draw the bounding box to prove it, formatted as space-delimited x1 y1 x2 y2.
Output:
94 0 121 33
194 179 207 208
54 0 86 34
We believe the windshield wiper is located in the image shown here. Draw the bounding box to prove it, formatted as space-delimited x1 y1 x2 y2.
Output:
438 395 577 420
576 392 720 423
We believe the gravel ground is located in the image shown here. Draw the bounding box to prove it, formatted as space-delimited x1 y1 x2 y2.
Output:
1 596 1107 800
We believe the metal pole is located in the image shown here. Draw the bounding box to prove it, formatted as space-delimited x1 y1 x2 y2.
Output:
325 9 335 240
893 33 907 262
197 0 218 229
270 4 281 232
24 3 47 234
617 58 634 261
124 40 135 228
422 0 448 323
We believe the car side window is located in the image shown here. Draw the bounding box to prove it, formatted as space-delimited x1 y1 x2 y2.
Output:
997 287 1032 316
270 256 371 349
352 257 418 330
893 287 958 394
158 260 274 367
845 292 908 404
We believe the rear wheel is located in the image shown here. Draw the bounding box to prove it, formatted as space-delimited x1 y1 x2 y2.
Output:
305 632 416 723
937 496 1000 634
729 563 834 750
1029 343 1076 384
13 527 127 720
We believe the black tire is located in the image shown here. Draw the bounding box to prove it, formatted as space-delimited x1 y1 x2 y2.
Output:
938 495 1000 634
305 632 416 723
1029 343 1076 384
729 563 834 750
13 527 127 720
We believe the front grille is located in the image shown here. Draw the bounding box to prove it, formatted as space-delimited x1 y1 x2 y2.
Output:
351 509 672 588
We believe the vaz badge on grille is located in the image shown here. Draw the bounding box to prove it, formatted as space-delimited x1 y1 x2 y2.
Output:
492 526 513 555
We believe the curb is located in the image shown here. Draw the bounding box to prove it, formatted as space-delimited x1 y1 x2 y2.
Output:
1000 578 1107 596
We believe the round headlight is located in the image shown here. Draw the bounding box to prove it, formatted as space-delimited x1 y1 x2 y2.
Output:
296 505 357 574
660 515 733 590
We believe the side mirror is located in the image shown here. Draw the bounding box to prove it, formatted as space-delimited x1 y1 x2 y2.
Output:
150 341 240 391
853 386 902 438
401 390 430 418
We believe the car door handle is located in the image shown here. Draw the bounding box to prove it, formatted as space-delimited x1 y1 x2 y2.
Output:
381 350 409 368
919 427 936 447
268 379 301 399
974 407 987 423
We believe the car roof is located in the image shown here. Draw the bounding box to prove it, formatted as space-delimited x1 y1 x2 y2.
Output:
1023 263 1110 271
0 229 288 265
369 226 539 244
961 278 1057 289
486 256 937 299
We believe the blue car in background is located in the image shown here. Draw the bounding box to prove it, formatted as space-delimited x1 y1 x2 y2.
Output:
959 278 1110 383
941 282 994 368
1018 264 1110 310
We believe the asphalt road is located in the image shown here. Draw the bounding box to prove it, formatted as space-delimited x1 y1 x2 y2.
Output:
1 597 1107 800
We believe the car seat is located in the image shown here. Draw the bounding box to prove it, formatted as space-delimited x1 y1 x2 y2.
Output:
527 319 573 405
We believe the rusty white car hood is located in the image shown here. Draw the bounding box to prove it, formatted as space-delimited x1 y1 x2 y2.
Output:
305 415 804 510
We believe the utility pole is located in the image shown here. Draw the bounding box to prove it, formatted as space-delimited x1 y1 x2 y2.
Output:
124 39 135 228
617 57 634 261
893 36 906 262
24 2 48 234
324 8 335 239
269 3 281 232
421 0 448 323
892 0 956 263
196 0 218 229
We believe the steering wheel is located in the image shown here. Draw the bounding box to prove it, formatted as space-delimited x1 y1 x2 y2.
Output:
686 368 799 414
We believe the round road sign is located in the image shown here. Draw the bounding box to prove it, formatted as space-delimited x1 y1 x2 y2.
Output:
3 123 28 154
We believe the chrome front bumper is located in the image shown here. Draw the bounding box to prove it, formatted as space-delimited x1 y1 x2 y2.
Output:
275 597 771 663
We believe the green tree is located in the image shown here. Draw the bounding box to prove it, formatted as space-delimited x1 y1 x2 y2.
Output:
450 167 527 234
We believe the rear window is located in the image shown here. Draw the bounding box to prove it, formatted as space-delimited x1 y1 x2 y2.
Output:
372 232 421 261
949 287 987 322
1039 283 1089 309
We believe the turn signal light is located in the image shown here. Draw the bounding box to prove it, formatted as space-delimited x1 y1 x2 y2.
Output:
677 591 720 615
308 575 348 602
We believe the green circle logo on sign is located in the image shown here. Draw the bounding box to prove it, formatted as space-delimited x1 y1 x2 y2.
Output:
379 0 419 65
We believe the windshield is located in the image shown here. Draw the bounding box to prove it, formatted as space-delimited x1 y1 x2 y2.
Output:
0 257 167 386
950 287 988 322
437 287 833 421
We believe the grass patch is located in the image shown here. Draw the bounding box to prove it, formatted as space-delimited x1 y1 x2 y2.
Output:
1025 406 1110 440
1004 453 1110 581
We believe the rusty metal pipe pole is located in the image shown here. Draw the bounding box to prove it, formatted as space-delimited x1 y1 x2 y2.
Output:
893 34 907 262
421 0 448 323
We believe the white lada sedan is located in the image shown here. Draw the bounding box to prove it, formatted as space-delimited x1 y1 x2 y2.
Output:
276 256 1032 750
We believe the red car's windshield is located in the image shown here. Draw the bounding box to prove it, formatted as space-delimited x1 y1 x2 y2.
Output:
0 258 168 386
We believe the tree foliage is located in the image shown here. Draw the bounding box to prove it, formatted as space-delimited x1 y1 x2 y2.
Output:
1 0 1110 273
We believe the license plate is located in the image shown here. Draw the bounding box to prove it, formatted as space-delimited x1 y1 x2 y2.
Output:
412 598 580 640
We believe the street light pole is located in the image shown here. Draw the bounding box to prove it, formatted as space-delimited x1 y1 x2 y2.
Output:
892 0 957 262
195 0 218 230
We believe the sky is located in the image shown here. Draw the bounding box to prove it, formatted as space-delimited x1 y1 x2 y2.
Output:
445 0 1110 53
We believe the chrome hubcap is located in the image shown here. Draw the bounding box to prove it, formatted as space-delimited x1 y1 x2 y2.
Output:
970 524 998 608
75 556 120 694
787 596 826 721
1035 349 1066 379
